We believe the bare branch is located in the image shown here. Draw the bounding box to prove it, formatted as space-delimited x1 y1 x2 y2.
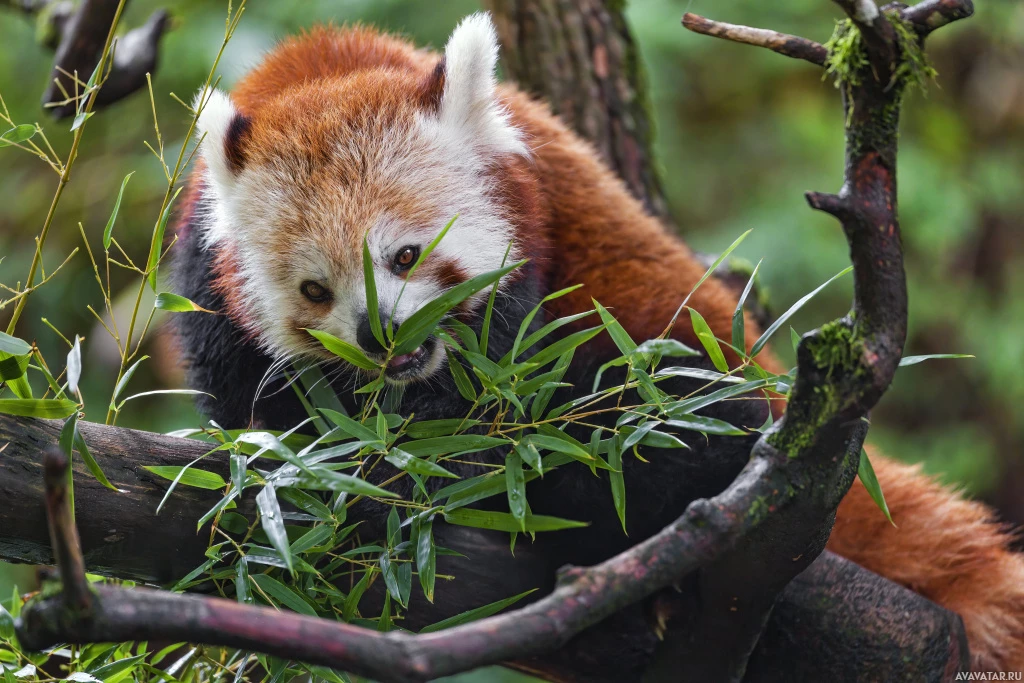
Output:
2 0 172 118
42 446 92 613
681 13 827 66
900 0 976 35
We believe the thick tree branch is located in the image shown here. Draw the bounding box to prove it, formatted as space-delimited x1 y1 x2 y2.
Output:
0 415 967 681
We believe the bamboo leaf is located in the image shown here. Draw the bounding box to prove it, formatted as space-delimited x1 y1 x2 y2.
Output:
899 354 974 367
750 266 853 358
444 508 587 532
144 465 226 490
306 329 380 371
256 484 294 575
731 259 762 355
155 292 214 313
505 450 527 532
689 308 729 373
858 448 894 525
0 398 77 418
103 172 134 249
362 235 386 346
385 448 458 479
147 187 183 290
419 589 538 633
392 261 525 356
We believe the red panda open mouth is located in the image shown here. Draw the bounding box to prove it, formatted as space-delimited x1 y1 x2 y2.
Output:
382 337 439 382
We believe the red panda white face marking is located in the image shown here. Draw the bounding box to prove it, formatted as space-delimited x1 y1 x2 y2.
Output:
192 13 529 383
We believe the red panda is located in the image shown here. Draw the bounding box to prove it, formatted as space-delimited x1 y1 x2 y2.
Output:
171 14 1024 673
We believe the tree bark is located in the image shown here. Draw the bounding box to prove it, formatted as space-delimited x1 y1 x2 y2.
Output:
2 414 968 680
485 0 669 220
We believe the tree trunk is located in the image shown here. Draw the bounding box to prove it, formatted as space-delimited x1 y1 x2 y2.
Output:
485 0 669 220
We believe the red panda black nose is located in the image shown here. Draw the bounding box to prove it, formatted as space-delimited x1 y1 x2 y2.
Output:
356 313 392 356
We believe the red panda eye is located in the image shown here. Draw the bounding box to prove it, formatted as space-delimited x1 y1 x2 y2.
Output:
394 246 420 271
300 281 331 303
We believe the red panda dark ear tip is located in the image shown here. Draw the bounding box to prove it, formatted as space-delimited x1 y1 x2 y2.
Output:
223 112 252 173
419 57 446 112
194 88 250 184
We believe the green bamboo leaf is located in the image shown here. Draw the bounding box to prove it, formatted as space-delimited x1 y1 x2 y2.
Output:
290 524 335 555
480 242 512 357
505 450 527 531
385 448 458 478
678 230 752 315
523 324 607 369
155 292 214 313
523 433 592 462
405 418 481 439
791 327 802 353
74 428 118 491
899 354 974 366
419 589 538 633
689 308 729 373
305 329 379 371
0 352 29 383
446 349 477 401
608 435 627 534
400 434 507 457
318 409 383 444
731 259 762 356
392 261 525 356
858 448 894 525
594 299 637 356
362 235 386 347
278 487 334 522
508 311 596 364
633 339 700 358
750 266 853 358
147 186 183 290
0 123 35 146
256 484 294 575
342 569 372 621
506 285 584 362
514 442 543 476
416 517 436 603
444 508 587 532
109 355 149 410
0 398 77 418
103 172 134 250
665 415 747 436
0 332 31 357
249 574 317 616
144 465 226 490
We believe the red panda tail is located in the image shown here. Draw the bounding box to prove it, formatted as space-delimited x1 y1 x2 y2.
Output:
828 452 1024 673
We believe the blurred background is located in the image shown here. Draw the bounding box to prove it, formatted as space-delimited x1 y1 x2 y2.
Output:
0 0 1021 659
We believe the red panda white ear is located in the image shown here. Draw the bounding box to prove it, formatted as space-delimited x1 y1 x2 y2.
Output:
436 12 527 157
193 88 251 194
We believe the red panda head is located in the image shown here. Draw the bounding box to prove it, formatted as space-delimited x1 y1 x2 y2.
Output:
192 14 532 383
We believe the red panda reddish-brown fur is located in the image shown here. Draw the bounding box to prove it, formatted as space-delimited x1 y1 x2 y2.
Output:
214 24 1023 671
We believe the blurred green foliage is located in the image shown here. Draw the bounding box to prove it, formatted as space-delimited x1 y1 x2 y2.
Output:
0 2 1021 678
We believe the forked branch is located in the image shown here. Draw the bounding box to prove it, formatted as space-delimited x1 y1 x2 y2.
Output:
15 2 974 681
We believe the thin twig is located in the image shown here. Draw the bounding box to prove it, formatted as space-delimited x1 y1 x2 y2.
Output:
681 13 828 66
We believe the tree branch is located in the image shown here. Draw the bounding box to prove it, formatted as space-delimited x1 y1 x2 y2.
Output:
681 13 828 66
1 0 171 118
9 1 977 680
